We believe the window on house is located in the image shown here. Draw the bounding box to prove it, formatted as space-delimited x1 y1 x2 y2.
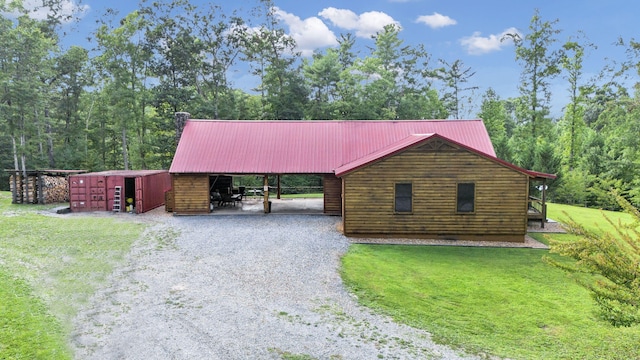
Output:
457 183 475 213
395 183 412 213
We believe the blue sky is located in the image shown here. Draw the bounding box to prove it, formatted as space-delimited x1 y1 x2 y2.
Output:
13 0 640 117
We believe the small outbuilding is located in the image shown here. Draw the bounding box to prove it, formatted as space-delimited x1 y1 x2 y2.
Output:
69 170 171 213
6 169 86 205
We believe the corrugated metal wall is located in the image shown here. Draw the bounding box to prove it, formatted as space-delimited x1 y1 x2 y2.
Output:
137 172 172 213
69 174 107 211
106 175 124 211
69 171 171 213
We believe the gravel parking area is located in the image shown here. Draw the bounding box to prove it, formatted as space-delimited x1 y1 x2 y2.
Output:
71 213 479 360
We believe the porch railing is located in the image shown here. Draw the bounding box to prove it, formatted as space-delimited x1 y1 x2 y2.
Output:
528 196 547 227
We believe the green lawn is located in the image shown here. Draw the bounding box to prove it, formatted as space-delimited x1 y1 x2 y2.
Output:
0 269 69 359
547 203 638 235
280 193 324 199
0 191 147 359
530 203 640 246
341 203 640 359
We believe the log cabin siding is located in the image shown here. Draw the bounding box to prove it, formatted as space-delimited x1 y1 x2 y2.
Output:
342 142 530 242
323 174 342 215
172 174 210 214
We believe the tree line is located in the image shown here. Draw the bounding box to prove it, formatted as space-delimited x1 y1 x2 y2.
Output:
1 0 639 209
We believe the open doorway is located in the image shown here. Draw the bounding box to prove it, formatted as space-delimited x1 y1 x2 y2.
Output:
209 175 232 195
124 177 135 212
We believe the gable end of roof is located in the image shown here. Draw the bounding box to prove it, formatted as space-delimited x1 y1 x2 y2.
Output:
335 133 556 179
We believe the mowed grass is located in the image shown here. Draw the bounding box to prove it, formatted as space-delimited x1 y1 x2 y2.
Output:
0 270 69 359
341 203 640 359
0 191 146 359
280 193 324 199
531 203 640 246
548 202 639 235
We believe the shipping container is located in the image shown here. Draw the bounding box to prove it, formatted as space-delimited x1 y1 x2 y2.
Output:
69 170 171 213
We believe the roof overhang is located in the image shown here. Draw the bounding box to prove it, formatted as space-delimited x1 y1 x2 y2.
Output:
335 133 557 180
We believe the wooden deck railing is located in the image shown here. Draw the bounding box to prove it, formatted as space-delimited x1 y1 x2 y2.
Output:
528 196 547 227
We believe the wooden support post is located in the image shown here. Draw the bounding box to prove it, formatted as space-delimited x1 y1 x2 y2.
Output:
19 173 24 204
23 172 29 204
263 175 270 213
11 171 18 204
37 172 44 204
17 173 25 204
277 175 281 199
541 179 547 229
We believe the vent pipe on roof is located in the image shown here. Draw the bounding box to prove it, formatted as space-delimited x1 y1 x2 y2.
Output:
175 112 190 146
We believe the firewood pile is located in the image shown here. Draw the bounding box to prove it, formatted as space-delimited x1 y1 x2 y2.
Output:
9 175 37 204
9 174 69 204
41 175 69 203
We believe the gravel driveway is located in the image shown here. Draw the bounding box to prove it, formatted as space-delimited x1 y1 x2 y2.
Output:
71 213 479 360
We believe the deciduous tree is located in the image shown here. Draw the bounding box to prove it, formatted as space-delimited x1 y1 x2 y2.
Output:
303 49 341 119
94 10 151 169
559 36 593 170
51 45 90 168
435 59 478 119
506 9 561 138
477 88 511 160
0 14 56 181
241 0 306 119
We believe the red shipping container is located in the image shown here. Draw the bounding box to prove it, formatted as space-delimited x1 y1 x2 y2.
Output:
69 170 171 213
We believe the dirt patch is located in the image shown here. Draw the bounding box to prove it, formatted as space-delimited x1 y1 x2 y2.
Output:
527 220 566 233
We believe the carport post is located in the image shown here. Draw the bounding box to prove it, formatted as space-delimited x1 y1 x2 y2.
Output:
541 178 547 229
263 175 269 213
277 175 281 199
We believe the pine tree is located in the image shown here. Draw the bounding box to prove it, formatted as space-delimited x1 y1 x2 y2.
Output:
545 192 640 326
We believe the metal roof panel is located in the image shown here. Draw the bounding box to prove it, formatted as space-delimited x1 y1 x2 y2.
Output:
169 119 497 174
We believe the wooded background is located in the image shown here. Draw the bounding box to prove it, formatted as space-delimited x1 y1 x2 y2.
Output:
1 0 639 210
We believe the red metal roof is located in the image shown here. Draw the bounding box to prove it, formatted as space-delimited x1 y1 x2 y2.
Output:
73 170 168 177
169 119 497 174
334 133 557 179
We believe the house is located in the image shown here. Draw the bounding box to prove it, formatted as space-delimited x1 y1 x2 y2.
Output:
168 113 555 242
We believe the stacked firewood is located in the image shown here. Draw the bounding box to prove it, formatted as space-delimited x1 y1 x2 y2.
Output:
41 175 69 203
9 175 37 203
9 175 69 204
8 175 20 202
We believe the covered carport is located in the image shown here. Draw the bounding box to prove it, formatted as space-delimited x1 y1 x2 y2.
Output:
169 113 344 215
168 171 340 215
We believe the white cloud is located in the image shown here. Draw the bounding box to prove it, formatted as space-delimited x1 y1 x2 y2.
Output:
318 8 358 29
415 12 457 29
459 27 520 55
275 7 338 57
318 7 400 38
4 0 89 23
